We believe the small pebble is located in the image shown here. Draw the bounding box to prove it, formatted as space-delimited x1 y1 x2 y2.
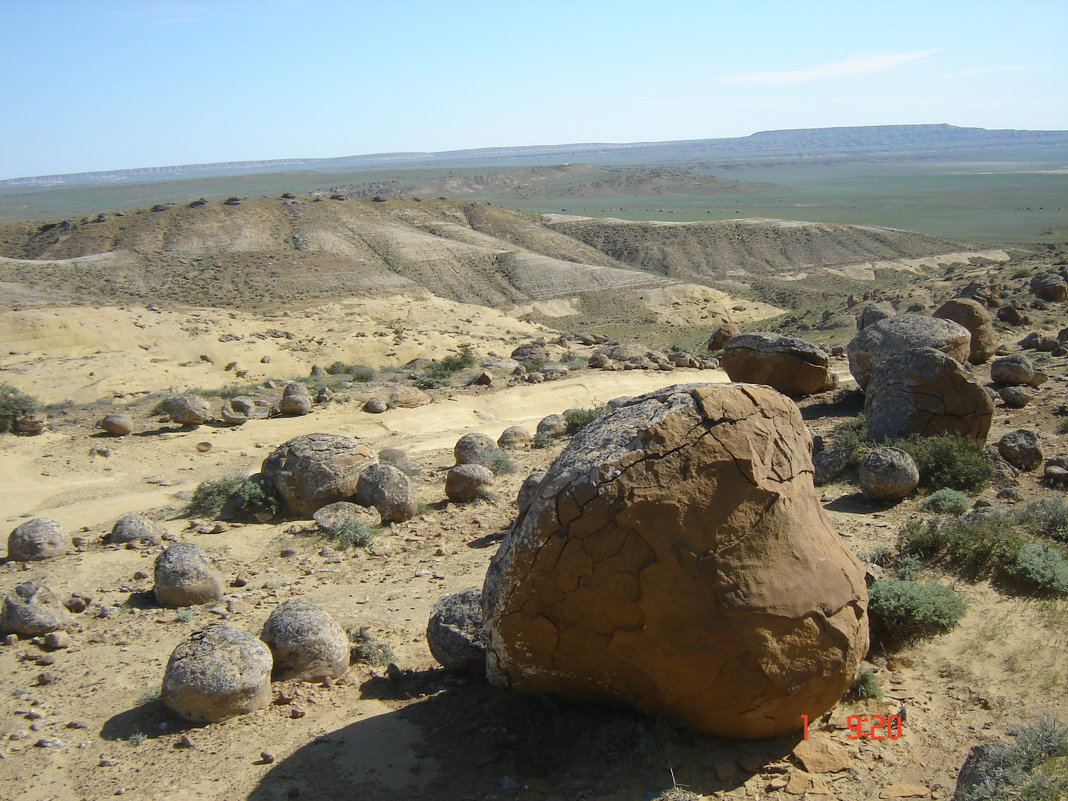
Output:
260 751 275 764
175 734 193 749
35 655 55 667
280 549 297 558
99 758 118 767
43 632 70 650
35 737 62 748
289 707 305 719
37 672 57 686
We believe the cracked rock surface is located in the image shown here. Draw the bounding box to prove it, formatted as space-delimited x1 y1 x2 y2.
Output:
261 433 375 517
482 382 868 739
721 332 833 397
848 314 971 389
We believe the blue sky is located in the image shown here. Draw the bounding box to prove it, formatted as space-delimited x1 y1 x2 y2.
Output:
2 0 1066 179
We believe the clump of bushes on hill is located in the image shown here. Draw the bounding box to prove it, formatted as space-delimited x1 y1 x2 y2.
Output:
868 578 968 645
0 383 39 434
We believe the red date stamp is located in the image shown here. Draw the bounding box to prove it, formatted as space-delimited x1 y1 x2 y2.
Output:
801 714 903 740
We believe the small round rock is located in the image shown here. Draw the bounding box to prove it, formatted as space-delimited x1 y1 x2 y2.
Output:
260 599 349 682
445 464 494 503
426 587 487 674
997 429 1043 471
453 432 498 465
497 426 531 448
1 582 70 637
99 414 134 436
7 518 71 562
108 513 167 546
858 447 919 501
154 543 225 608
162 623 273 723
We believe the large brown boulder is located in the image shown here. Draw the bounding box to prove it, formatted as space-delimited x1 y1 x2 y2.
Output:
1030 273 1068 302
261 433 375 517
865 347 993 442
707 322 740 351
847 314 971 389
721 333 833 397
933 298 997 364
483 383 868 739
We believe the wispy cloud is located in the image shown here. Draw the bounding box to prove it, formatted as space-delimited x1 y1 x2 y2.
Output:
720 50 938 85
939 64 1034 78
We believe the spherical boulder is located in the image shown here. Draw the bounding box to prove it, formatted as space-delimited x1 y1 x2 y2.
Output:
1 582 70 637
378 448 422 475
362 397 388 414
847 314 971 389
536 414 568 439
161 394 212 425
260 599 349 682
7 518 70 561
1000 386 1035 408
721 333 833 397
990 354 1047 387
99 413 134 436
858 448 919 500
453 432 499 466
261 433 375 517
707 322 740 351
997 429 1043 471
154 543 225 607
108 513 167 545
865 347 993 443
354 463 417 523
445 464 494 503
1030 273 1068 302
162 624 272 723
933 298 997 364
426 588 486 674
279 382 312 416
483 383 868 739
497 426 531 448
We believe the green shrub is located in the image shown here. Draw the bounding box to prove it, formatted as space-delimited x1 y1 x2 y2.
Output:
531 432 554 449
827 416 870 469
893 435 995 493
0 383 39 433
186 471 247 518
322 515 376 550
564 405 607 434
478 449 516 475
869 578 968 643
895 554 925 581
325 362 377 382
922 489 971 515
221 473 280 522
520 357 547 374
898 515 1024 576
415 375 452 389
1003 543 1068 594
1018 497 1068 543
426 346 476 380
955 717 1068 801
850 667 884 700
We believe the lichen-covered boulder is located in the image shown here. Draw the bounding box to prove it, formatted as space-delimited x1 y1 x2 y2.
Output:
261 433 375 517
721 333 833 397
1 582 70 637
858 448 919 501
162 624 272 723
536 414 568 439
260 599 349 682
483 383 868 739
998 429 1043 471
426 588 486 674
933 298 997 364
278 382 312 416
7 518 70 561
497 426 531 448
517 471 547 513
865 348 993 443
990 354 1047 387
354 463 417 524
453 432 499 466
108 513 167 545
847 314 971 389
162 394 212 425
445 464 494 503
1030 272 1068 302
154 543 225 608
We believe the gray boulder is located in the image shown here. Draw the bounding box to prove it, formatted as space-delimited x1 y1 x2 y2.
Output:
154 543 225 607
865 347 993 442
260 599 349 682
378 448 422 475
313 501 379 534
108 513 166 545
517 471 546 512
990 354 1047 387
261 433 375 517
354 463 417 523
7 518 70 561
279 382 312 416
162 623 272 723
497 426 531 448
847 314 971 389
856 303 894 331
721 333 833 397
997 429 1043 471
99 413 134 436
426 588 486 674
536 414 569 439
1 582 70 637
220 396 268 425
445 464 494 503
999 386 1035 408
162 394 212 425
858 448 919 501
454 432 499 466
1030 272 1068 302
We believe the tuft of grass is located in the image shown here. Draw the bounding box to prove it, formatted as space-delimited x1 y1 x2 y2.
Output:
0 383 39 434
175 607 195 623
1018 498 1068 543
869 578 968 644
186 470 247 518
221 473 280 522
850 667 884 700
425 345 476 380
477 449 516 475
519 357 547 374
127 731 147 746
322 515 377 550
350 626 397 667
138 688 161 705
893 435 995 493
531 432 555 449
564 405 607 434
922 489 972 515
955 717 1068 801
1003 543 1068 594
325 362 377 381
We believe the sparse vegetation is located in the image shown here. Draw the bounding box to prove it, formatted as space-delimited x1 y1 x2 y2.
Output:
478 449 516 475
894 435 996 493
868 578 968 643
0 383 39 433
126 731 147 746
827 415 870 469
221 473 280 522
850 667 884 700
350 626 397 667
426 345 476 380
1003 544 1068 595
955 717 1068 801
175 607 195 623
325 362 378 381
531 432 555 449
922 489 971 515
564 405 607 433
898 515 1024 576
321 515 377 550
1018 497 1068 543
186 470 247 518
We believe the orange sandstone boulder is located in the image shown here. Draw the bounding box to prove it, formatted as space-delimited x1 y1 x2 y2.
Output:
482 383 869 739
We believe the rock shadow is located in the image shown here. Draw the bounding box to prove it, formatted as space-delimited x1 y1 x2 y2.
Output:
247 674 798 801
100 699 194 742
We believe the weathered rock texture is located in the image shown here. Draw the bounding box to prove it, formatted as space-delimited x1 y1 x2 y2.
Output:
483 383 868 739
933 298 997 364
108 513 166 545
858 448 919 500
162 394 212 425
445 464 494 503
453 432 499 466
990 354 1047 387
998 429 1043 471
721 333 833 397
707 322 740 351
354 463 417 523
1 582 70 636
154 543 225 607
426 587 487 674
7 518 70 561
847 314 971 389
162 624 272 723
865 348 993 442
279 382 312 416
261 433 375 517
1030 272 1068 302
99 413 134 436
260 599 349 682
